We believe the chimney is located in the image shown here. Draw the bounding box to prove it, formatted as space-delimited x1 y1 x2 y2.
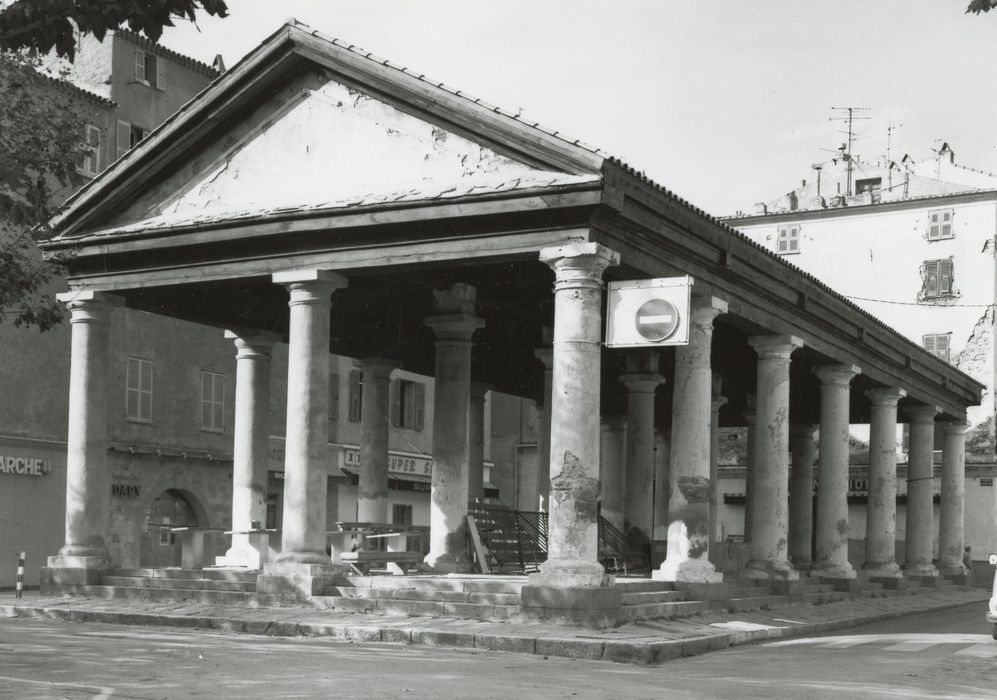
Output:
212 54 227 73
801 179 807 188
754 202 768 215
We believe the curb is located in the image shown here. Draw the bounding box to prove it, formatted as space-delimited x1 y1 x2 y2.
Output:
0 592 987 666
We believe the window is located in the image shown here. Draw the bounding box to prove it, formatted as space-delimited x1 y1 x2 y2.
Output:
125 357 153 423
116 121 149 160
158 528 172 546
923 333 951 362
392 503 413 526
776 224 800 254
328 372 340 422
348 370 363 422
927 209 954 240
134 49 166 89
922 259 954 298
200 371 225 432
855 177 882 203
80 124 101 177
391 379 425 430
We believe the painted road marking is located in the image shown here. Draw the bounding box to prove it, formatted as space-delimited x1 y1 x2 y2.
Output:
0 673 115 698
954 644 997 658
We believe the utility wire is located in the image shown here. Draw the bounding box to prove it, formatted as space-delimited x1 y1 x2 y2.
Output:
845 295 994 308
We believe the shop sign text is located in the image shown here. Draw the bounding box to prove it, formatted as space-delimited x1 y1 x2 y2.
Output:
0 455 51 476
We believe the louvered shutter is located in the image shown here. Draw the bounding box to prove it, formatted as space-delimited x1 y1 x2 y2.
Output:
923 334 936 355
789 225 800 252
389 379 401 427
937 334 950 362
939 259 953 295
83 124 100 176
924 260 939 297
413 382 425 431
155 56 166 90
328 373 339 421
134 49 145 82
349 370 362 422
116 121 131 159
941 210 952 237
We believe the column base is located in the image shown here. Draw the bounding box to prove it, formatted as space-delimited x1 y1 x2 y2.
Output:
791 558 813 574
819 576 866 593
672 581 728 601
860 560 902 578
520 584 622 628
812 561 857 580
423 551 473 574
528 558 612 588
653 556 723 583
903 562 940 579
256 562 344 598
41 555 110 592
745 558 800 581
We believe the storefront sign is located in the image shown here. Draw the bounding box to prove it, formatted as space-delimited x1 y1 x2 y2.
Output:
112 484 141 498
341 447 433 476
0 455 51 476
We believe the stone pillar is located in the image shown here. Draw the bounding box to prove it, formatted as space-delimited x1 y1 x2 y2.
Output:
356 357 401 523
745 335 803 582
742 407 756 543
600 416 628 530
656 297 727 583
813 364 859 580
788 424 816 571
620 351 664 545
44 291 121 588
468 381 491 501
535 339 554 511
710 377 727 544
424 284 483 573
938 421 968 574
904 404 939 578
523 242 619 616
223 330 278 568
651 429 671 567
862 387 905 578
269 270 346 572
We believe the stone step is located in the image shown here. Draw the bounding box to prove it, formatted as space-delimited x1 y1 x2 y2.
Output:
351 576 526 595
802 583 835 593
102 575 255 593
615 579 675 593
311 595 519 621
620 590 687 605
618 600 709 622
71 585 262 606
109 568 204 580
727 586 773 598
801 590 849 604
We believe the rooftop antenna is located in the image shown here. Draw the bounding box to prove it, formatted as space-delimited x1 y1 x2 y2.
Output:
885 123 902 190
830 106 872 196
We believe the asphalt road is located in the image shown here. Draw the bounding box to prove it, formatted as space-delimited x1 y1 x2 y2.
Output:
0 602 993 699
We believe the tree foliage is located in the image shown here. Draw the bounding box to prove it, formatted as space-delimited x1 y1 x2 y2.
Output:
0 0 228 60
967 0 997 13
0 50 88 329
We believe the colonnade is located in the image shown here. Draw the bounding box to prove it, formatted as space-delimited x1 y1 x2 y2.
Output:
47 243 971 598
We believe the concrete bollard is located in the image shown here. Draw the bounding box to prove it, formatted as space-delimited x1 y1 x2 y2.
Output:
15 551 25 599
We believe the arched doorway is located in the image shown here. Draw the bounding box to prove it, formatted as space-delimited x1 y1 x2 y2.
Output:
139 488 202 568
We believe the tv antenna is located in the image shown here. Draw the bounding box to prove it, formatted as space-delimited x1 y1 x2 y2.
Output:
830 107 872 196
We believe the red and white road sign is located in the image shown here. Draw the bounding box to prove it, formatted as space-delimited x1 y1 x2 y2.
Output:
605 276 692 347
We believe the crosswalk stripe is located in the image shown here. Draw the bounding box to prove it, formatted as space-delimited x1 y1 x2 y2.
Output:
954 644 997 658
881 642 942 652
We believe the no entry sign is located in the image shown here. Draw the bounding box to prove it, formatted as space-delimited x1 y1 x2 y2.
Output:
605 276 692 347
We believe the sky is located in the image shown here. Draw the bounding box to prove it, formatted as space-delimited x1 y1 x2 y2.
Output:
158 0 997 217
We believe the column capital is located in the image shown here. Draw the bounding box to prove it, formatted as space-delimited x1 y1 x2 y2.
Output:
711 396 728 413
425 313 485 340
690 296 728 328
865 387 906 406
354 356 402 379
225 329 280 358
942 420 968 436
273 269 347 304
601 415 629 431
469 381 492 401
539 242 620 289
814 363 861 386
533 347 554 369
56 290 123 322
619 373 665 394
748 334 804 360
904 404 940 424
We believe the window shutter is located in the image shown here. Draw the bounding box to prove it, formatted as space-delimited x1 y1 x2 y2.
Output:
414 382 425 431
389 379 401 427
134 49 145 82
923 260 939 297
328 373 339 422
789 225 800 252
923 334 936 355
928 212 940 240
83 124 101 176
155 56 166 90
941 210 952 237
939 259 953 294
349 370 362 422
116 120 131 159
937 334 950 362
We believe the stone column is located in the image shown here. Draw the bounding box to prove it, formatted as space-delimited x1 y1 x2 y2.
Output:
813 364 859 579
356 357 401 523
620 351 664 545
468 381 491 501
223 330 278 568
657 297 727 583
526 242 619 593
44 291 121 587
746 335 803 581
742 407 756 543
938 421 968 574
904 404 939 578
651 429 671 566
788 424 817 571
272 270 346 566
862 387 905 578
600 416 628 530
710 377 727 544
534 340 554 511
424 284 483 573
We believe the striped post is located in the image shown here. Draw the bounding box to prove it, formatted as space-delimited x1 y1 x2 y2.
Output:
15 552 24 599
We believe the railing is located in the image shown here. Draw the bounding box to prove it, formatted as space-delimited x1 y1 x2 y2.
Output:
467 504 547 573
710 540 750 577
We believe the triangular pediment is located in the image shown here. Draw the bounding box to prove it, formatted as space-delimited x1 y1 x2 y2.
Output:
101 76 596 234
